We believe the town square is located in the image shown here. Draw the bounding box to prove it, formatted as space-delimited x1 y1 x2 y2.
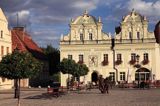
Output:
0 0 160 106
1 88 160 106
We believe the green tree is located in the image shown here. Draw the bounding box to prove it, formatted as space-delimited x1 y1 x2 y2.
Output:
0 49 42 106
59 58 89 79
42 45 60 75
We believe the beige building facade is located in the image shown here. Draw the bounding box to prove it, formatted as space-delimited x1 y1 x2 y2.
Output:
0 8 13 90
60 10 160 86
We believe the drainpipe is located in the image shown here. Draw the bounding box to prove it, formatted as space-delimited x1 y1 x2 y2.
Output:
111 38 118 84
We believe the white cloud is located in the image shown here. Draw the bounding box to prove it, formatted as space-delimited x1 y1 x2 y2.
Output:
18 10 30 18
127 0 160 17
105 15 120 22
72 0 99 11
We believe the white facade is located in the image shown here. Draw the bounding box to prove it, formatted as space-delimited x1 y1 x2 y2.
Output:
60 10 160 86
0 8 13 90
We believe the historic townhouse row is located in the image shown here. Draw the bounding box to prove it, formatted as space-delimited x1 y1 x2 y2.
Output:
0 8 46 90
0 8 12 89
60 10 160 86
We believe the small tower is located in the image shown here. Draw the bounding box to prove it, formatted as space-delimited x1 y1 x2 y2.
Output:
98 17 101 23
84 10 88 15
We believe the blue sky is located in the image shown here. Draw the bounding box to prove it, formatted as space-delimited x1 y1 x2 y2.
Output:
0 0 159 48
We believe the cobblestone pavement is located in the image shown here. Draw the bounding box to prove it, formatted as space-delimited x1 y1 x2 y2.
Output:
0 88 160 106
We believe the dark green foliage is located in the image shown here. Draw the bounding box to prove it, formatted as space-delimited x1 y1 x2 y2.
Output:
42 45 60 75
59 58 89 78
0 49 42 79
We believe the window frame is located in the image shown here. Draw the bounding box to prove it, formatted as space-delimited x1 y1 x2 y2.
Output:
79 54 83 62
89 33 93 40
120 72 125 81
68 55 72 60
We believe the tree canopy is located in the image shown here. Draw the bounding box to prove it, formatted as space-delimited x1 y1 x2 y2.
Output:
0 50 42 79
59 58 89 78
42 45 60 75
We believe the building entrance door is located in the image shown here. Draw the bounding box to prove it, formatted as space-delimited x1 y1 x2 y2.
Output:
91 71 98 85
135 68 150 81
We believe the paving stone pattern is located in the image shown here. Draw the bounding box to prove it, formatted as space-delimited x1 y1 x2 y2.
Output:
0 88 160 106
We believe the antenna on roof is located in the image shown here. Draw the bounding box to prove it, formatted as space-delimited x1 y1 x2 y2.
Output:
16 12 19 27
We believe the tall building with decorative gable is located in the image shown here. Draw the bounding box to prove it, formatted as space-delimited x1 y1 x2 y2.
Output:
0 8 13 90
114 9 160 83
60 11 112 86
60 10 160 86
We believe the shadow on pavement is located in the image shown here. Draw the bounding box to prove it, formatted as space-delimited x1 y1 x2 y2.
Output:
24 92 66 100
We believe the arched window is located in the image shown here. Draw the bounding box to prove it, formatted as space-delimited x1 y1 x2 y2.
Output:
89 33 93 40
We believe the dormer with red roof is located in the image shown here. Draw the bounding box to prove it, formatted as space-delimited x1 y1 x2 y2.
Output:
11 27 46 60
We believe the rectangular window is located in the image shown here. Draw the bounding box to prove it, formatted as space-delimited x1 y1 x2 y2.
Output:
120 72 125 81
137 32 140 39
117 54 122 61
1 31 3 38
1 46 4 56
6 47 9 54
79 54 83 62
80 33 83 41
89 33 93 40
129 32 132 39
109 72 115 81
131 53 136 61
144 53 148 60
103 54 108 62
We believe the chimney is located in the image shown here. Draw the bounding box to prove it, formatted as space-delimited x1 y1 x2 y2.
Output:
13 26 25 32
13 26 25 41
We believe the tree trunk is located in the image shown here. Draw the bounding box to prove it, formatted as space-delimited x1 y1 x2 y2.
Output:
17 79 21 106
77 76 80 93
14 79 18 98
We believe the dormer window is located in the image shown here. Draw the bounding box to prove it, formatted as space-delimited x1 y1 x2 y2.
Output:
80 33 83 41
137 32 140 39
89 33 93 40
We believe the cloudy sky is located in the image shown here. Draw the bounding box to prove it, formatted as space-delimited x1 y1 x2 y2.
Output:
0 0 159 48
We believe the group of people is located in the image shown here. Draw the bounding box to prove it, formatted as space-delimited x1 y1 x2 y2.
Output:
98 75 110 94
66 75 114 93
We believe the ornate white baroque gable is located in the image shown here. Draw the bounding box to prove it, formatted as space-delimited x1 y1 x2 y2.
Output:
60 11 111 42
115 9 155 40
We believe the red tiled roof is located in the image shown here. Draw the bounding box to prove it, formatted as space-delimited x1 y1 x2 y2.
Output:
11 27 46 60
12 30 27 52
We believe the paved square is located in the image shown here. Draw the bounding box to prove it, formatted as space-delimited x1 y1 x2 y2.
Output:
0 88 160 106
